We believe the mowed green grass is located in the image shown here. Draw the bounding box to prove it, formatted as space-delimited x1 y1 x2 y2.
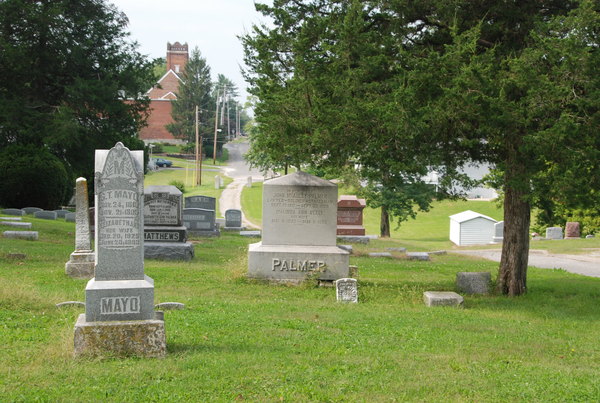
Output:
1 215 600 401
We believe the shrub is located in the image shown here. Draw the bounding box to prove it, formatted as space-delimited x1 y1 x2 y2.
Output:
169 180 186 194
0 144 71 209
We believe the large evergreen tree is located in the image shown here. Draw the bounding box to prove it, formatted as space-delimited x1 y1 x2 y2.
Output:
167 47 213 144
0 0 155 185
242 0 599 295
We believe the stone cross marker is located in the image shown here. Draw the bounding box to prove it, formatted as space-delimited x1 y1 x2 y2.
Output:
65 177 95 278
248 171 349 283
75 142 165 358
335 278 358 303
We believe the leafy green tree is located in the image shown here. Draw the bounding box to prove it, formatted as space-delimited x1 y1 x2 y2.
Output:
243 0 599 295
167 47 213 145
0 0 155 190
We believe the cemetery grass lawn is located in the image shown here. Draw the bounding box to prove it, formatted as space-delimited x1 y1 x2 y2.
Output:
2 220 600 400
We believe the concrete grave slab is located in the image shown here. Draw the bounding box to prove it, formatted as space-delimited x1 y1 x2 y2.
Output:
3 231 38 240
423 291 464 307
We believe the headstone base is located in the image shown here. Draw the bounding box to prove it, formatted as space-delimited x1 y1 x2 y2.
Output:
336 225 366 236
336 235 370 244
248 242 350 283
144 242 194 261
73 313 165 358
85 276 155 322
491 236 503 243
65 251 95 279
188 229 220 237
222 226 246 232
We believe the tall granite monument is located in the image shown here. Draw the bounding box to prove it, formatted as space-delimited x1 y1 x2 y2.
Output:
248 171 349 283
74 142 165 357
65 177 95 278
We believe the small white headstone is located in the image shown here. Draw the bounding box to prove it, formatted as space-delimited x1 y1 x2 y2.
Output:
546 227 563 240
246 176 252 188
335 278 358 303
214 175 221 189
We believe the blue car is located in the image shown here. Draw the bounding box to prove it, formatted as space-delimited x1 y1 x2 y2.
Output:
152 157 172 167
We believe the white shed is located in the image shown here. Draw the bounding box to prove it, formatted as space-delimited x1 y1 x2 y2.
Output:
449 210 498 246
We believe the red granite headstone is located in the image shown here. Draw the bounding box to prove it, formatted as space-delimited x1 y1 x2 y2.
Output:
565 221 581 239
337 195 366 235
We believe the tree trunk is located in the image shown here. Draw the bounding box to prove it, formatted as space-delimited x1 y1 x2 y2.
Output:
380 205 390 238
497 182 531 296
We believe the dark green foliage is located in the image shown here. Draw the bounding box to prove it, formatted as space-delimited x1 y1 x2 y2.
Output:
167 47 213 145
0 144 70 209
169 180 186 194
0 0 156 182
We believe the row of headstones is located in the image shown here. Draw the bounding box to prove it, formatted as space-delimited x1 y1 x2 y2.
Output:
2 207 72 220
545 222 594 240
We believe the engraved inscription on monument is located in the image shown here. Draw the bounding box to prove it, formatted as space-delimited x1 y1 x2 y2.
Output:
98 190 140 250
144 192 181 225
101 296 141 314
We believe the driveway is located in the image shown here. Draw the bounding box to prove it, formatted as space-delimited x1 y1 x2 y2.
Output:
454 249 600 278
219 141 265 228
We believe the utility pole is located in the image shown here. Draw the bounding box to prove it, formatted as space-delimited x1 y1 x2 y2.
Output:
226 94 231 140
213 89 220 165
195 105 202 186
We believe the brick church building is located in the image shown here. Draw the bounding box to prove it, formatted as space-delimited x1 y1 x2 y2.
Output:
138 42 188 144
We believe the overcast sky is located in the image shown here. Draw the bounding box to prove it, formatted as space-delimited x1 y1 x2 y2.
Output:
109 0 273 103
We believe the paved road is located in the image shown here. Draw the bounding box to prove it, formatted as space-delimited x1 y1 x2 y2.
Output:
454 249 600 278
219 141 265 229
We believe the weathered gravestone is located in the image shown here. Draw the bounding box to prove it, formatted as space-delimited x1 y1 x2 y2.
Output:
65 178 95 279
546 226 563 240
185 195 216 210
423 291 464 307
34 210 57 220
182 207 220 237
248 171 350 283
2 208 24 216
492 221 504 243
224 209 243 230
74 142 165 358
143 185 193 260
54 209 71 219
23 207 42 215
565 222 581 239
214 175 222 189
335 278 358 303
456 272 491 295
246 176 252 188
3 231 38 240
336 195 366 236
1 221 32 229
65 212 76 222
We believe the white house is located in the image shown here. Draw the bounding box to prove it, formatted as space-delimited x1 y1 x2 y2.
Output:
449 210 498 246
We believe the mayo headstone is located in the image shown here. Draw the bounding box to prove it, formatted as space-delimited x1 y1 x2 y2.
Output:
74 142 165 358
248 171 349 283
65 177 95 279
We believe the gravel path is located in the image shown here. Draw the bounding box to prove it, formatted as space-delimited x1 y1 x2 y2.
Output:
453 249 600 278
219 141 265 229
